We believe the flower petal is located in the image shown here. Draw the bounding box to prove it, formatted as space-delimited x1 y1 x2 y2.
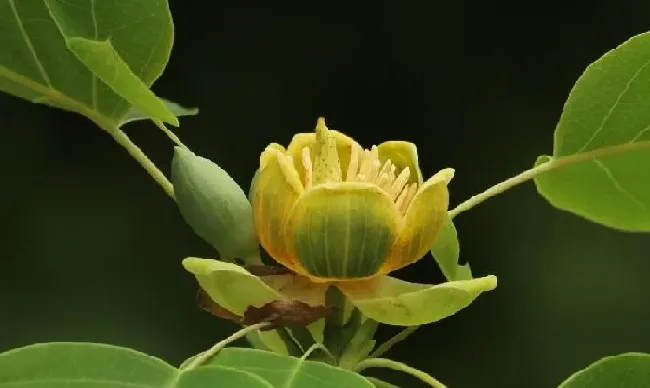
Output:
286 130 358 186
377 141 424 185
337 274 497 326
251 146 304 272
285 182 401 281
182 258 328 352
381 168 454 273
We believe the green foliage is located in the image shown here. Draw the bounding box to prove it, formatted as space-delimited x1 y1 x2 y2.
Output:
0 342 272 387
367 377 401 387
208 347 374 387
430 215 472 281
172 148 260 262
557 353 650 388
535 31 650 231
0 0 183 128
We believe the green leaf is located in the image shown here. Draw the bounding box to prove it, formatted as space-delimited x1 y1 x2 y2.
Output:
0 0 176 128
182 257 283 314
178 366 273 388
338 316 378 370
557 353 650 388
208 347 375 387
172 147 260 262
339 275 497 326
0 342 272 387
182 257 328 355
366 377 401 388
430 215 472 281
64 37 177 126
534 31 650 231
122 98 199 125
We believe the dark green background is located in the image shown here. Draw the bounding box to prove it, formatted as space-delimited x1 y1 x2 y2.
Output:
1 2 650 387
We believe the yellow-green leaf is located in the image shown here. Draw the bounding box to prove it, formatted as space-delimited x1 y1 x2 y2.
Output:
430 215 472 281
182 257 327 354
339 275 497 326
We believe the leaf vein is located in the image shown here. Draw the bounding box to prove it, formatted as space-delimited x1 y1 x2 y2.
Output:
8 0 52 86
629 124 650 143
0 65 113 128
593 158 648 211
576 55 650 153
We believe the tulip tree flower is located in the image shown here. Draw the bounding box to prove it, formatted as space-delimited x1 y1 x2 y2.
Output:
172 118 497 355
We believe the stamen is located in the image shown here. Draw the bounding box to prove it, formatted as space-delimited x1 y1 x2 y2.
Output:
399 183 418 214
395 185 409 211
364 159 381 182
388 163 397 181
312 118 342 184
376 173 392 192
375 160 393 184
390 167 410 199
358 149 372 178
346 143 361 182
370 145 379 161
301 146 313 190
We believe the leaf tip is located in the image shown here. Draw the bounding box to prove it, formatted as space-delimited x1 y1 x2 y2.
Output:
182 257 210 274
166 115 180 127
481 274 498 291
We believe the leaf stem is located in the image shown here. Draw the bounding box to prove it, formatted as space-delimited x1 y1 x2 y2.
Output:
300 342 335 362
449 139 650 219
153 119 188 149
355 358 447 388
383 140 650 357
0 67 177 201
181 322 271 371
369 325 418 358
105 127 176 200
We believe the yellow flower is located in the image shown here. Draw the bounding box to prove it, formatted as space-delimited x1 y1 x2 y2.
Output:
178 117 496 342
250 117 454 282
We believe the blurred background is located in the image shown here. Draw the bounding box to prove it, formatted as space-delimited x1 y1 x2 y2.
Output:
2 2 650 387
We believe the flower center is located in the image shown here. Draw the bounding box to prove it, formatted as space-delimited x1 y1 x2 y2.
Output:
300 118 418 215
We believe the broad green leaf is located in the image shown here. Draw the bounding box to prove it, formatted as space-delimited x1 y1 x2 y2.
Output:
0 342 272 387
430 215 472 281
172 147 260 262
182 257 328 354
0 0 177 128
557 353 650 388
178 366 273 388
338 275 497 326
366 377 401 388
122 98 199 125
208 347 375 388
534 31 650 231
